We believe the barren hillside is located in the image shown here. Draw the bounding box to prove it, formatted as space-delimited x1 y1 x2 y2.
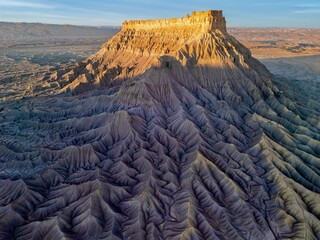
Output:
0 11 319 240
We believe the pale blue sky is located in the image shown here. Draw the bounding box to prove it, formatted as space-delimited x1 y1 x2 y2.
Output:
0 0 319 28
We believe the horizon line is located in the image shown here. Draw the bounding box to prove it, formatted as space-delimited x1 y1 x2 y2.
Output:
0 20 320 30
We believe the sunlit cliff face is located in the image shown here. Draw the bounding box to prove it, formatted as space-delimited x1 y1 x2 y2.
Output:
122 10 227 32
0 11 320 240
54 10 233 94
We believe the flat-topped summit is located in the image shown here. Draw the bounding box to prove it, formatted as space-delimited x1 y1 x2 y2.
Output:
101 10 232 59
122 10 227 32
55 10 254 94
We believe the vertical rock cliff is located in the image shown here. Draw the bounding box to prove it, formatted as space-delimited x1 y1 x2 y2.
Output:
0 11 320 240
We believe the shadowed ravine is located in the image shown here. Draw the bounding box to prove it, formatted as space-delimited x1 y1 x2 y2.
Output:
0 11 320 240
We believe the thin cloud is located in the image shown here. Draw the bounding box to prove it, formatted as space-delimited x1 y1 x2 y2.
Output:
296 3 320 8
0 0 54 9
293 9 320 14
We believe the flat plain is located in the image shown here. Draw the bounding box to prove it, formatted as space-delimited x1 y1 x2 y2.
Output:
229 27 320 59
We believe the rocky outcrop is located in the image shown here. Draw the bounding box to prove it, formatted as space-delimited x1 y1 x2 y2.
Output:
122 10 227 32
0 11 320 240
56 11 242 94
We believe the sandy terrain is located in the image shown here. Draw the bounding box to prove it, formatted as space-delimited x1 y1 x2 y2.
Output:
0 23 119 101
0 43 103 100
261 55 320 82
229 28 320 59
262 55 320 107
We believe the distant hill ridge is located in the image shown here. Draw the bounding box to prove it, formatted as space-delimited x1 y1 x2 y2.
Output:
0 22 120 47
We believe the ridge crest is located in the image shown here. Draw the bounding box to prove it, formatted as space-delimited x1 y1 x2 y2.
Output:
122 10 227 32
